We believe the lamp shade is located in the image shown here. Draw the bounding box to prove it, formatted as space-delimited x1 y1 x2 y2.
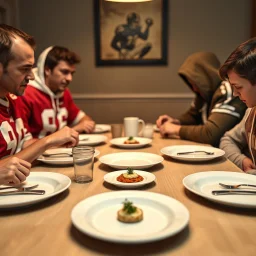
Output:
105 0 152 2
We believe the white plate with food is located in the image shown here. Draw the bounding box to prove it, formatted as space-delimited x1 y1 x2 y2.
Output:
71 190 189 243
104 169 156 188
38 148 100 165
183 171 256 208
99 152 164 169
93 124 111 134
0 172 71 209
78 135 107 146
110 137 152 149
161 145 225 162
153 124 160 132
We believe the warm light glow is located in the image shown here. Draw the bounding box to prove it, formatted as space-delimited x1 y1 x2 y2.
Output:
105 0 152 2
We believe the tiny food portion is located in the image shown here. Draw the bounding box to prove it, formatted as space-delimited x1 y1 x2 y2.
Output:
117 199 143 223
117 168 144 183
124 136 139 144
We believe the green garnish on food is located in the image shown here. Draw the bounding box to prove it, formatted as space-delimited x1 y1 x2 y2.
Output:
128 136 134 140
123 199 137 214
127 167 134 174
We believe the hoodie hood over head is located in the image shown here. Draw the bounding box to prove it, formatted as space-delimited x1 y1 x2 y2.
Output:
178 52 222 103
29 46 62 99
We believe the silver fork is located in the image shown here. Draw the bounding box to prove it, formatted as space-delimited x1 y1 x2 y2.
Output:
0 184 45 195
177 151 214 155
219 182 256 189
0 190 45 196
43 152 72 157
0 184 38 191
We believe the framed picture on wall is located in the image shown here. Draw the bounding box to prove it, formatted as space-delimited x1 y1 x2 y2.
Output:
94 0 168 66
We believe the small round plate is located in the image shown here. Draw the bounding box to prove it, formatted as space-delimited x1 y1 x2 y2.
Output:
104 170 155 188
78 135 107 146
161 145 225 162
110 137 152 149
99 152 164 169
0 172 71 208
93 124 111 133
183 171 256 208
38 148 100 165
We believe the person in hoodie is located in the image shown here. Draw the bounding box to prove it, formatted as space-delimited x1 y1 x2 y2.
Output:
19 46 95 139
156 52 247 147
219 38 256 175
0 24 79 184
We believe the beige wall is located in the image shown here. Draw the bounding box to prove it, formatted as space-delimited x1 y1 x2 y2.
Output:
18 0 251 123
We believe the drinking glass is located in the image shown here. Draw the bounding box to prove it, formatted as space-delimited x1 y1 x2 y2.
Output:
72 146 94 183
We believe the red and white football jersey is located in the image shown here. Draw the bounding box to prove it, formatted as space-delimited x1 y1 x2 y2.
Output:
19 86 84 138
0 94 32 159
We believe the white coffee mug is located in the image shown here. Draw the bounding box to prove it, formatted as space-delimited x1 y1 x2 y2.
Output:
124 117 145 137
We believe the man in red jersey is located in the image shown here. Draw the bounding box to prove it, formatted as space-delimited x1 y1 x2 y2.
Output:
19 46 95 139
0 24 78 185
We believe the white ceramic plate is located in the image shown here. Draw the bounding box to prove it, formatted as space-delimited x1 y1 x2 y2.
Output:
161 145 225 162
78 135 107 146
0 172 71 208
93 124 111 134
99 152 164 169
104 170 155 188
71 191 189 243
110 137 152 149
183 171 256 208
153 124 160 132
38 148 100 165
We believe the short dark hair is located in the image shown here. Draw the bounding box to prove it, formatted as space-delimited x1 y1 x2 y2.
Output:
45 46 81 70
0 24 36 68
219 37 256 85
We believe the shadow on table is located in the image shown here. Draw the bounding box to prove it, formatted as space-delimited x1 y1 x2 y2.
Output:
103 181 157 191
98 163 165 173
184 188 256 216
162 155 227 165
0 189 69 215
109 144 152 150
70 224 190 256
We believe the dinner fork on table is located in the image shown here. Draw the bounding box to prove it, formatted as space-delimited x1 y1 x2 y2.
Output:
43 152 72 157
177 151 214 155
219 183 256 189
0 184 38 191
0 184 45 195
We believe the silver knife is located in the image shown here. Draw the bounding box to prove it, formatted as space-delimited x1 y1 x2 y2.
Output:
212 190 256 195
0 190 45 196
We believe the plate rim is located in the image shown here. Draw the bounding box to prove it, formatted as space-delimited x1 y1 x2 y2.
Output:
103 170 156 188
78 134 108 146
110 137 152 148
161 145 225 161
99 152 164 169
71 190 189 243
37 149 100 165
94 124 111 133
0 172 71 208
183 171 256 208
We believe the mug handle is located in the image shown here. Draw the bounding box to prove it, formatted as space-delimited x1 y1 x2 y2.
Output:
138 119 145 136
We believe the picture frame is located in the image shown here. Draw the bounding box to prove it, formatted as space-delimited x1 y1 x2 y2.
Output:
94 0 168 66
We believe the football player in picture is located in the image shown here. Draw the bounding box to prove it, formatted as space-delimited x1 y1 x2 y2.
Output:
111 12 153 60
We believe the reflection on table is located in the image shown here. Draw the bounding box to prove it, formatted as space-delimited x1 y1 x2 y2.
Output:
0 132 256 256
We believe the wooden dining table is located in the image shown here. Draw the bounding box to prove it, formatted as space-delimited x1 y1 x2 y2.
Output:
1 131 256 256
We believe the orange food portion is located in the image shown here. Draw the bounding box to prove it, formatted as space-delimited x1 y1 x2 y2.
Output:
117 174 144 183
124 140 139 144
